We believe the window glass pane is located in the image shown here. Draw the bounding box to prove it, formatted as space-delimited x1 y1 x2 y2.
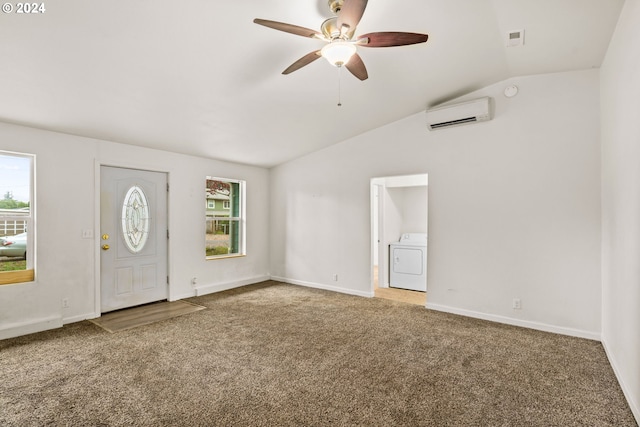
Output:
205 219 241 256
0 154 30 211
230 182 240 217
121 185 150 253
0 153 33 279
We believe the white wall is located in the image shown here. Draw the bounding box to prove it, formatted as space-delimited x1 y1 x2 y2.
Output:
383 186 428 239
271 69 602 338
0 123 270 339
399 186 428 234
383 188 404 247
600 0 640 422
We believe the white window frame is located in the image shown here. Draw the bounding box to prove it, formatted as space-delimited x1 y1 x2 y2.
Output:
0 151 35 285
205 176 246 259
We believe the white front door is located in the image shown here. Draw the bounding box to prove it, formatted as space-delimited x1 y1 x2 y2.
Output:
100 166 168 313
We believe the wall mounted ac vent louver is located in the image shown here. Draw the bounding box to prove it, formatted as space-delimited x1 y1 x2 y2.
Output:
426 97 493 131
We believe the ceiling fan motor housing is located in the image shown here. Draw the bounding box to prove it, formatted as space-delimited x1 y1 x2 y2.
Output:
321 17 355 40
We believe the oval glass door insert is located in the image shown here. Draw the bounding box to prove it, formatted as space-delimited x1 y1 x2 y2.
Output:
121 185 150 253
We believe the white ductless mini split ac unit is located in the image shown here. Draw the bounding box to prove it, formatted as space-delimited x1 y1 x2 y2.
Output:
425 97 493 130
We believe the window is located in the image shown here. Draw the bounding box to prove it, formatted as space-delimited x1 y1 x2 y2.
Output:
205 177 245 259
207 200 215 209
0 151 34 285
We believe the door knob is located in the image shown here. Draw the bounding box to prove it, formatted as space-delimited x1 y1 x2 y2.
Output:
102 234 109 240
102 244 110 250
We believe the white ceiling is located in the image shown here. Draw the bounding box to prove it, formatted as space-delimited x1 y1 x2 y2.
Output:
0 0 624 167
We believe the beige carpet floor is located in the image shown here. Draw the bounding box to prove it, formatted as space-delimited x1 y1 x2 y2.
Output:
0 280 636 426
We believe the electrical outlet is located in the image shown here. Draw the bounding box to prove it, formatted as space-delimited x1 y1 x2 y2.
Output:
332 274 338 282
512 298 522 310
191 277 198 285
62 298 69 309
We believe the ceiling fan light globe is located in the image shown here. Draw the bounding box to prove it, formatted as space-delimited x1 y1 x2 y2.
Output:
321 41 357 67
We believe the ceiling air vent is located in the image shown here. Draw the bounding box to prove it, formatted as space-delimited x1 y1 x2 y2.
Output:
425 97 493 131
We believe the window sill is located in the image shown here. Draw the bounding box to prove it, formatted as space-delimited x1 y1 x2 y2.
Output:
206 254 246 261
0 269 35 285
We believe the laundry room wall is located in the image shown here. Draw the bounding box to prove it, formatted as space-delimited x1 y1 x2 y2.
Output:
380 184 428 287
270 69 602 338
383 187 404 245
374 174 428 277
399 186 428 235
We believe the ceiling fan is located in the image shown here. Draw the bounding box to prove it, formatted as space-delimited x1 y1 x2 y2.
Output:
253 0 429 81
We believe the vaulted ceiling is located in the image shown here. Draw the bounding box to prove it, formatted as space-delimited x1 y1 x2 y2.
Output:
0 0 624 167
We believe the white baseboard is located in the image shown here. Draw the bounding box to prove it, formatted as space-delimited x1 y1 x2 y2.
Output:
170 292 197 301
194 275 271 297
271 276 374 298
601 336 640 425
0 316 62 340
63 312 98 325
426 302 601 341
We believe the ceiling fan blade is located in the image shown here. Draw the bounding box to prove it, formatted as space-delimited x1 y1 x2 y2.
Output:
345 53 368 81
358 32 429 47
253 18 323 39
282 51 322 75
336 0 368 33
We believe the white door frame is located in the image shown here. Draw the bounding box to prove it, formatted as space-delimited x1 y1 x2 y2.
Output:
93 160 171 318
370 181 387 290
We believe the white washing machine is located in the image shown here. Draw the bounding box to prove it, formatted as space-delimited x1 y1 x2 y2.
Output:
389 233 427 292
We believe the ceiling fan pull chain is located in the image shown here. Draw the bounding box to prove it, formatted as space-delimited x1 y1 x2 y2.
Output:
337 66 343 107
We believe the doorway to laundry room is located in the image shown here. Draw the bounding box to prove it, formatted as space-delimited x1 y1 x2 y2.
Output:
371 174 428 306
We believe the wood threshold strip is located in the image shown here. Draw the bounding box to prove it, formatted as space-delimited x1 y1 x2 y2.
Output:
89 300 206 333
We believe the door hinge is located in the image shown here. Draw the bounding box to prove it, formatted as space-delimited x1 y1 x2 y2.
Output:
167 183 169 192
167 229 169 239
167 276 169 285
